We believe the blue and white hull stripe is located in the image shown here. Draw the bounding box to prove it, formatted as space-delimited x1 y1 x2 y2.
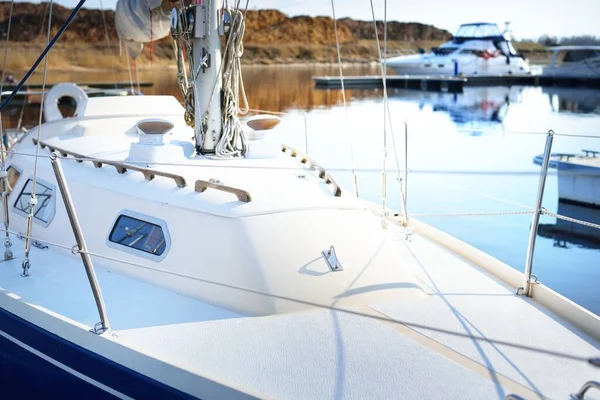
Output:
0 307 196 399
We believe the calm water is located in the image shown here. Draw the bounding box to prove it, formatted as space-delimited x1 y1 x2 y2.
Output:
7 65 600 315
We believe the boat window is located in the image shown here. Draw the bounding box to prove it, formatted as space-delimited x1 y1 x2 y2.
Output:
434 47 458 55
13 178 56 226
455 23 501 38
563 50 599 63
6 166 20 195
108 212 170 259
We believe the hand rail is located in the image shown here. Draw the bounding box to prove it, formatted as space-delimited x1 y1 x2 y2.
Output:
195 179 252 203
32 138 187 188
281 144 342 197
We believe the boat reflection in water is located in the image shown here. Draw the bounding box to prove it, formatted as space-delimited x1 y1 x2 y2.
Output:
390 86 523 131
538 201 600 250
544 87 600 114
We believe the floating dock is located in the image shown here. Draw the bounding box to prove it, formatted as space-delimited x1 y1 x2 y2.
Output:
313 75 600 93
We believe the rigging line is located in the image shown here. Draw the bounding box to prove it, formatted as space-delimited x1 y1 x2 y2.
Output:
0 226 595 364
20 0 54 276
0 0 88 113
416 174 534 210
30 0 53 202
409 210 535 218
0 0 15 260
506 130 600 139
0 0 15 162
134 58 141 94
368 0 395 222
457 127 600 139
37 1 50 41
330 0 358 197
124 46 135 94
553 133 600 139
98 0 118 89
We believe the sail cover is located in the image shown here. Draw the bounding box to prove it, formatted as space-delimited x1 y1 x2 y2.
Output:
115 0 171 59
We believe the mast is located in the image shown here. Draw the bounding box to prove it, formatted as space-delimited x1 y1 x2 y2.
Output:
193 0 222 154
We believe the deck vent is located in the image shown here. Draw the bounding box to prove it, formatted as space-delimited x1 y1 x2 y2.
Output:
127 119 183 165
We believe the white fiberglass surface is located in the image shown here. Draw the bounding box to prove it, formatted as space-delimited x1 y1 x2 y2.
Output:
0 243 243 330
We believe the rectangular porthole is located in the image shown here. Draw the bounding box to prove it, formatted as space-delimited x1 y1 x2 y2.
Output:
108 211 170 261
13 177 56 226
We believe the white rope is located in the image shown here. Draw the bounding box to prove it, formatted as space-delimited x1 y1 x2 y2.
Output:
215 6 249 158
541 209 600 231
330 0 358 197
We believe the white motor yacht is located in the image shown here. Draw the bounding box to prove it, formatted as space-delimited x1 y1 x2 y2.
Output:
386 22 531 76
543 46 600 78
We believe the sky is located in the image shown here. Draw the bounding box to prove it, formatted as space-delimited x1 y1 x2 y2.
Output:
46 0 600 39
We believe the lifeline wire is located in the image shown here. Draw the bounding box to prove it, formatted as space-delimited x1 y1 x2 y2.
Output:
0 225 596 364
0 147 563 176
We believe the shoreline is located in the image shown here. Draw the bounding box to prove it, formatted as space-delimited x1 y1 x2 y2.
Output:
2 40 550 74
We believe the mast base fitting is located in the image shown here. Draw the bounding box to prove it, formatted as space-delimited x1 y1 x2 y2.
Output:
196 146 215 155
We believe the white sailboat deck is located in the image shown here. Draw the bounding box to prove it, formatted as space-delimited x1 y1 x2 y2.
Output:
1 228 597 399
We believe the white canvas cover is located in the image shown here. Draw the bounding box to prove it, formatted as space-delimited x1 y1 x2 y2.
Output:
115 0 171 59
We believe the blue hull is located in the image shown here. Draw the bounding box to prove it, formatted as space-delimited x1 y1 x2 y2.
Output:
0 307 195 399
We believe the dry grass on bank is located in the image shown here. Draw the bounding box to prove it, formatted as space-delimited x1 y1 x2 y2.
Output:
0 39 550 72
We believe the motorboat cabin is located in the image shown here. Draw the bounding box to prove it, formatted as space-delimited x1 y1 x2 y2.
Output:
386 22 531 76
543 46 600 78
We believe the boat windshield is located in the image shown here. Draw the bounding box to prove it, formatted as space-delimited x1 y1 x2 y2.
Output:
433 47 458 55
563 49 600 63
496 40 518 56
455 23 502 38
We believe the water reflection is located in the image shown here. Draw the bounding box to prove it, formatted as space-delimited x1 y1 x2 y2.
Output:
390 86 522 126
241 65 380 112
538 201 600 249
544 87 600 114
